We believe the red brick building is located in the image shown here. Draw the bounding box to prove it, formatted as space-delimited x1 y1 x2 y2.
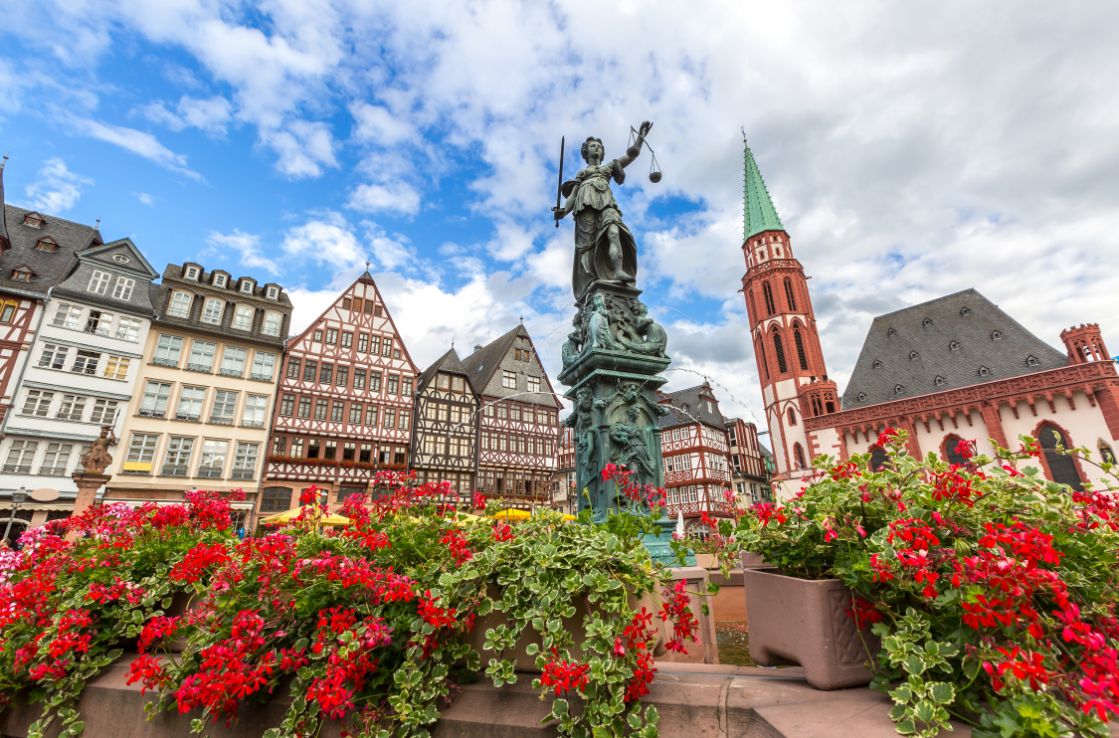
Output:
739 140 1119 498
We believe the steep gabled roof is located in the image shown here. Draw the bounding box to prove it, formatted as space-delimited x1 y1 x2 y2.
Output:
0 204 103 295
658 384 727 429
842 288 1068 408
0 161 9 251
461 324 524 390
417 347 475 393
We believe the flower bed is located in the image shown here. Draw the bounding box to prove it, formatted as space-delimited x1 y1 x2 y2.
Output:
706 432 1119 737
0 474 700 738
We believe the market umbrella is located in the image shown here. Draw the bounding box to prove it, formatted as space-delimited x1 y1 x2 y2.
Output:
490 508 531 521
260 507 351 527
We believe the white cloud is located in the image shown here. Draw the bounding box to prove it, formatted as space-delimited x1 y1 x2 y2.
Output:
140 95 232 135
67 116 202 181
134 192 154 206
264 120 337 178
207 229 280 276
347 182 420 216
281 212 367 272
24 157 93 213
350 102 416 145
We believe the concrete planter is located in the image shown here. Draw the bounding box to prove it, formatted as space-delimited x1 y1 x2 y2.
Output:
739 551 768 569
742 567 877 690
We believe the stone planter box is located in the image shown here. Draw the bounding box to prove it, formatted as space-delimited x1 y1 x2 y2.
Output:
742 567 876 690
739 551 768 569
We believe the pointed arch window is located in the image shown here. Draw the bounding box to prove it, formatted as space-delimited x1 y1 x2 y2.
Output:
755 335 769 380
772 330 788 373
787 407 798 426
793 325 809 370
943 434 970 466
747 290 757 320
762 282 776 315
1100 443 1116 465
793 443 807 470
869 445 888 471
811 396 823 416
1038 423 1083 490
783 278 797 311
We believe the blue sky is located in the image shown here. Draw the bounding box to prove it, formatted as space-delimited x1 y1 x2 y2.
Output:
3 1 1119 426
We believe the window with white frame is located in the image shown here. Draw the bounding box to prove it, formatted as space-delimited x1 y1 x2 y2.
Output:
184 265 200 280
240 280 254 294
187 340 216 371
22 390 54 417
39 443 73 475
103 355 130 381
250 351 276 380
161 436 194 477
197 440 228 478
3 440 38 473
115 315 142 341
56 394 87 421
89 399 119 426
265 285 279 300
231 304 254 331
176 386 206 421
502 370 516 389
71 350 100 375
201 298 224 325
262 310 282 336
242 395 268 427
220 346 247 376
167 291 192 318
112 277 135 300
231 442 258 479
210 390 239 424
125 434 159 465
140 382 172 417
213 273 227 288
53 303 83 329
88 270 111 295
153 334 183 366
38 343 68 370
527 375 541 394
84 309 113 336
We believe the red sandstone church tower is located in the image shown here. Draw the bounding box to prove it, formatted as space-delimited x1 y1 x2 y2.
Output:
738 139 839 495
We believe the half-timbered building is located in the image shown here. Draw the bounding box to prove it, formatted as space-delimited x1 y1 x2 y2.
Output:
461 324 562 505
725 418 773 504
551 425 576 514
657 383 734 529
264 271 419 512
0 197 158 529
104 263 291 523
409 348 479 502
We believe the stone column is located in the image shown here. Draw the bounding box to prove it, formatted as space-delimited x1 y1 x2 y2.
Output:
71 472 110 517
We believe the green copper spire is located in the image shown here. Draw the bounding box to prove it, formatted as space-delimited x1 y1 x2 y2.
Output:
742 135 784 241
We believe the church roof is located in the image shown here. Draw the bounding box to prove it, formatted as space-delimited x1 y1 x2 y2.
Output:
743 139 784 241
658 384 726 429
841 288 1069 408
0 204 103 296
417 347 474 393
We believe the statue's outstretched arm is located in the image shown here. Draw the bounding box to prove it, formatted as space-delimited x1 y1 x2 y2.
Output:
616 121 653 169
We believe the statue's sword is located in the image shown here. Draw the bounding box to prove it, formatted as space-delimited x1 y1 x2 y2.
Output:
554 135 565 228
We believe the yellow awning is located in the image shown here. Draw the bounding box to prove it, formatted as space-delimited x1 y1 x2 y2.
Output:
260 507 351 526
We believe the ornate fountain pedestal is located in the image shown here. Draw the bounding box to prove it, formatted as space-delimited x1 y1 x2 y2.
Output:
558 283 689 566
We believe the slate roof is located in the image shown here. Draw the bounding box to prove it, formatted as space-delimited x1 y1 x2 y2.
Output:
841 288 1069 408
0 204 102 296
0 167 9 249
461 324 524 390
417 347 474 393
658 384 726 429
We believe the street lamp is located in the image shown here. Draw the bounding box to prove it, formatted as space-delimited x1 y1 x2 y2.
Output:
3 487 29 546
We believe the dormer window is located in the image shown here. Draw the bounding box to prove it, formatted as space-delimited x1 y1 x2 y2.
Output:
934 375 946 387
922 317 933 328
34 237 58 252
239 280 255 295
991 330 1002 341
22 213 45 228
893 384 905 395
959 306 971 317
213 273 228 288
872 359 883 369
167 291 192 318
184 265 201 280
887 327 898 337
1026 355 1040 367
11 267 32 282
265 285 279 300
978 366 991 377
949 340 960 351
909 350 919 360
856 392 867 402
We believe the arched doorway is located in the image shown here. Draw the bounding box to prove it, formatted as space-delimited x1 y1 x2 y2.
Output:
1037 424 1083 491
